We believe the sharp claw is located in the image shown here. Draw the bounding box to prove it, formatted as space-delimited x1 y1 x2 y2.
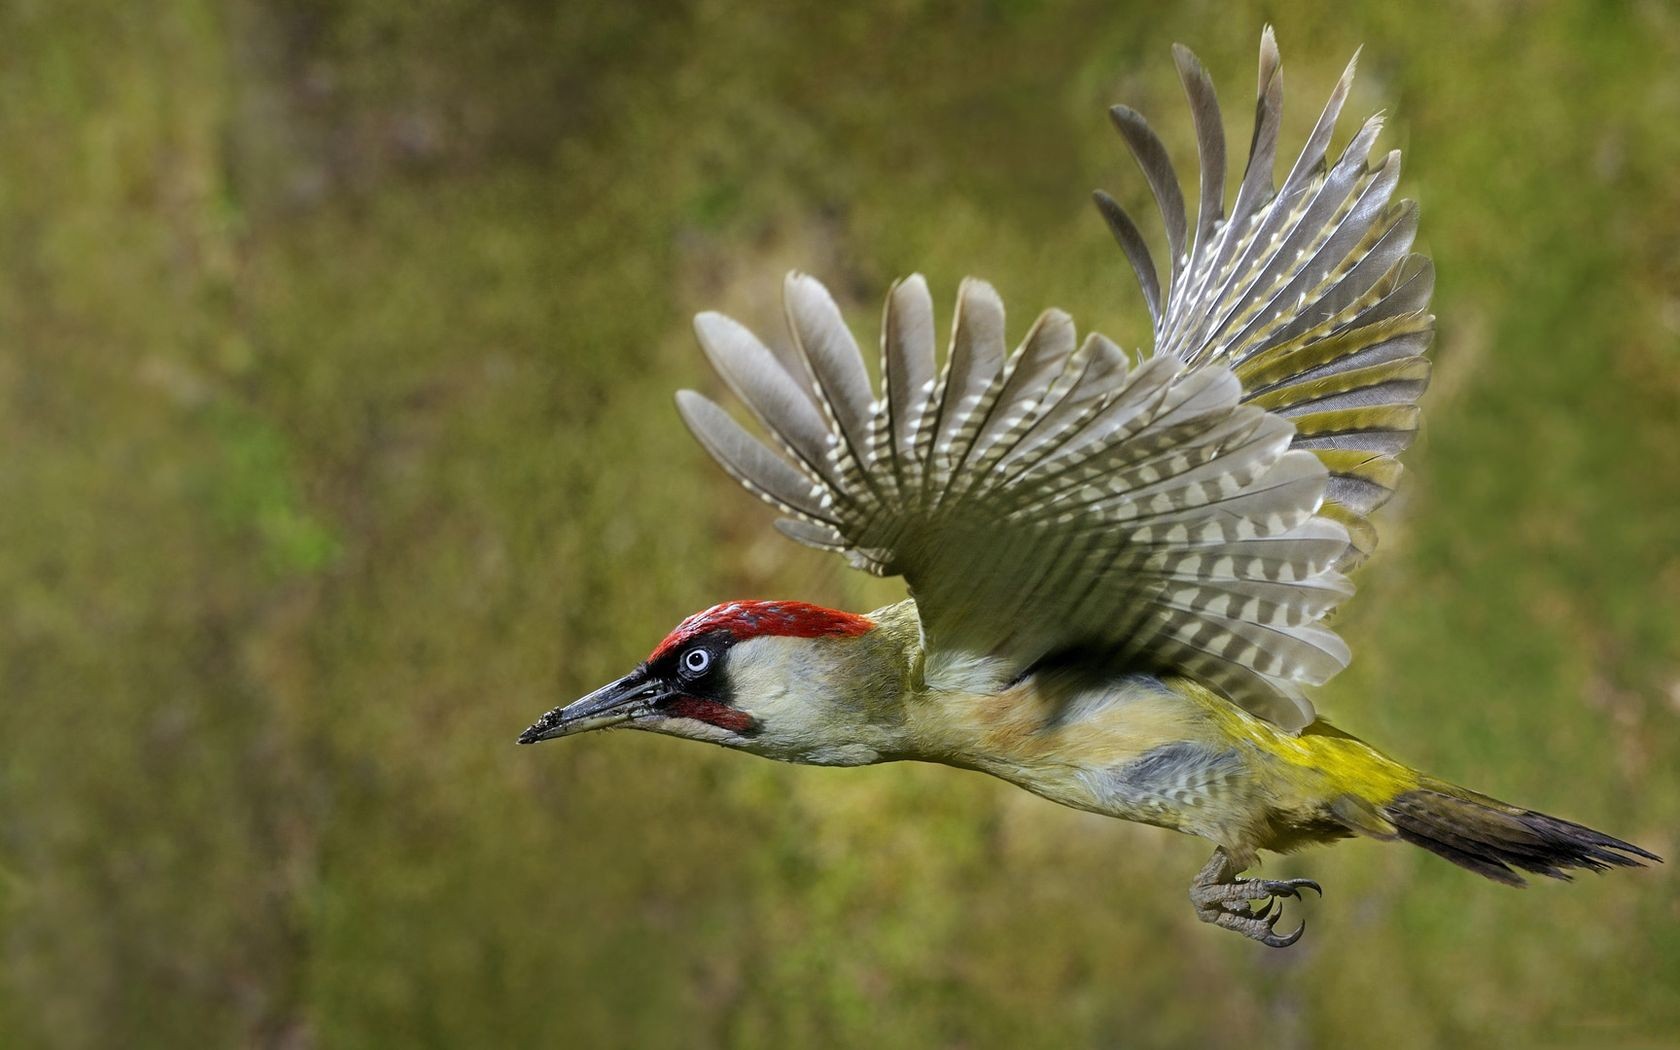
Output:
1266 919 1306 948
1261 878 1320 900
1190 851 1318 948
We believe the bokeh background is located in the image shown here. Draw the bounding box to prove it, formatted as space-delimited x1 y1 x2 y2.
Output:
3 1 1678 1046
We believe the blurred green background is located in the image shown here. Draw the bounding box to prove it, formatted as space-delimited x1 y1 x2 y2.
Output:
2 0 1678 1046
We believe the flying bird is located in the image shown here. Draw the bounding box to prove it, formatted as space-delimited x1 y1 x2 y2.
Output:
521 30 1656 946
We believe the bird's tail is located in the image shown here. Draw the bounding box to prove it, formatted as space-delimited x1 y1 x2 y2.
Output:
1283 722 1660 884
1374 779 1660 886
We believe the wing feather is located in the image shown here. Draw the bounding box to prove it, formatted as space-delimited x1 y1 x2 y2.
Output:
692 312 849 493
1173 43 1227 258
881 274 937 476
675 391 838 523
1093 191 1162 326
1100 30 1433 567
784 273 880 491
1109 105 1188 280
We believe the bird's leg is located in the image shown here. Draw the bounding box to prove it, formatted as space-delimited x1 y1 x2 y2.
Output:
1189 847 1320 948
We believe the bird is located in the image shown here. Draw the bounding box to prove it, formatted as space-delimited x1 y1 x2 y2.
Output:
519 29 1658 946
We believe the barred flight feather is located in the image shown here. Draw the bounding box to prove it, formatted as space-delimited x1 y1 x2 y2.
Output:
679 272 1352 729
1099 27 1433 567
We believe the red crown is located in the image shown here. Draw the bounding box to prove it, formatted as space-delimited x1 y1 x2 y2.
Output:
650 600 874 661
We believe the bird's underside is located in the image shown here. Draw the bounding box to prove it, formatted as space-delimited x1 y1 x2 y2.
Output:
524 29 1659 947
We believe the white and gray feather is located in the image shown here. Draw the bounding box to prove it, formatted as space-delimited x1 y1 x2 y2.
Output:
680 272 1350 730
674 30 1432 732
1095 28 1434 564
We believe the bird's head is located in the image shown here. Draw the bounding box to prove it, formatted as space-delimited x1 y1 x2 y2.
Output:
518 600 901 765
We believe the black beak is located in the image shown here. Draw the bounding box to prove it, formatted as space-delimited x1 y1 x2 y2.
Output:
518 668 669 744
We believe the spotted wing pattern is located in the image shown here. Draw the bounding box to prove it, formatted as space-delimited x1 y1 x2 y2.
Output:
678 273 1349 730
1096 29 1433 565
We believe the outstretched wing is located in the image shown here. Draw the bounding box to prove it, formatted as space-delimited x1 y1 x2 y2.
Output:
675 32 1430 730
1095 28 1434 566
678 273 1349 729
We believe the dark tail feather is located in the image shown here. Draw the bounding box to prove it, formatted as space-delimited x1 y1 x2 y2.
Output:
1383 786 1661 886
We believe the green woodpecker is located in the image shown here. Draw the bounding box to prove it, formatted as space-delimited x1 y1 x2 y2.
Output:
521 30 1656 946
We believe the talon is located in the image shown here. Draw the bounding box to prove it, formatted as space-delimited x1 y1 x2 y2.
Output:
1258 877 1319 900
1189 848 1319 947
1264 919 1306 948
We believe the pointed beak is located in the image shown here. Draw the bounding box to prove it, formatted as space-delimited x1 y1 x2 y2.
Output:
518 668 668 744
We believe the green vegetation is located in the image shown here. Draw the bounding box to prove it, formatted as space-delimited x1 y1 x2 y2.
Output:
2 1 1676 1045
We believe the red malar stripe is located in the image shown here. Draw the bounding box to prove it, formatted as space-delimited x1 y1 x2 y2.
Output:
666 697 758 734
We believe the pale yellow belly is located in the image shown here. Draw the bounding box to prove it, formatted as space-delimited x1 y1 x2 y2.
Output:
908 670 1282 844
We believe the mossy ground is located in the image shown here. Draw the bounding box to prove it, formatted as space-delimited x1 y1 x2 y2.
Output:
2 2 1677 1046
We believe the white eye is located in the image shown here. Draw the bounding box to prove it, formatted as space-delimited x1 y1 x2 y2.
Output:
682 648 712 675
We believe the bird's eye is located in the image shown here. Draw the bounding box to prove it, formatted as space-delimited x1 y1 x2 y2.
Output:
681 647 712 676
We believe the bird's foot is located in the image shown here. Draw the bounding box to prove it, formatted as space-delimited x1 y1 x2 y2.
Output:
1189 847 1320 948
